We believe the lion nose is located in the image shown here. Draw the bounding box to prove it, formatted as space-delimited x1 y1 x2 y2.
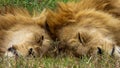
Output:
28 48 33 55
28 48 35 58
7 47 19 57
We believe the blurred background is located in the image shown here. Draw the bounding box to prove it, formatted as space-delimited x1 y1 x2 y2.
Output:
0 0 79 12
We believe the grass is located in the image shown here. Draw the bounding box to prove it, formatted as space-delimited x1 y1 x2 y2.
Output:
0 0 120 68
0 55 119 68
0 0 79 12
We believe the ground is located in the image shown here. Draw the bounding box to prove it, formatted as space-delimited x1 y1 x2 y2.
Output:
0 56 120 68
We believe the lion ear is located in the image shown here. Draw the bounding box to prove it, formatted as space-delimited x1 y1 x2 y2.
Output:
33 9 48 27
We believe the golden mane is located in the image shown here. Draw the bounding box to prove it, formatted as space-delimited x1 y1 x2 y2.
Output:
46 2 77 34
46 0 120 34
77 0 110 10
0 6 47 30
77 0 120 18
46 1 107 33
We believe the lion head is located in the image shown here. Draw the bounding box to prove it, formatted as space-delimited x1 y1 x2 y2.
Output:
4 24 51 58
45 2 120 58
0 7 51 58
67 30 120 58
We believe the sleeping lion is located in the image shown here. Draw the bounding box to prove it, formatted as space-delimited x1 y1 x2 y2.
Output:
45 1 120 58
0 7 52 58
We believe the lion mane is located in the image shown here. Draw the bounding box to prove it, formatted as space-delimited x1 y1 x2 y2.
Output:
78 0 120 19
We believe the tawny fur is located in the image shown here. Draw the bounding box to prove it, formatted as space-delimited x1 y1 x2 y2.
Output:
0 7 51 57
81 0 120 18
46 2 120 57
77 0 120 19
54 0 120 19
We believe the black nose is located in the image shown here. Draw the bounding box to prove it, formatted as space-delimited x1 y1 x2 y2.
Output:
29 48 33 55
28 48 35 58
7 47 19 57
